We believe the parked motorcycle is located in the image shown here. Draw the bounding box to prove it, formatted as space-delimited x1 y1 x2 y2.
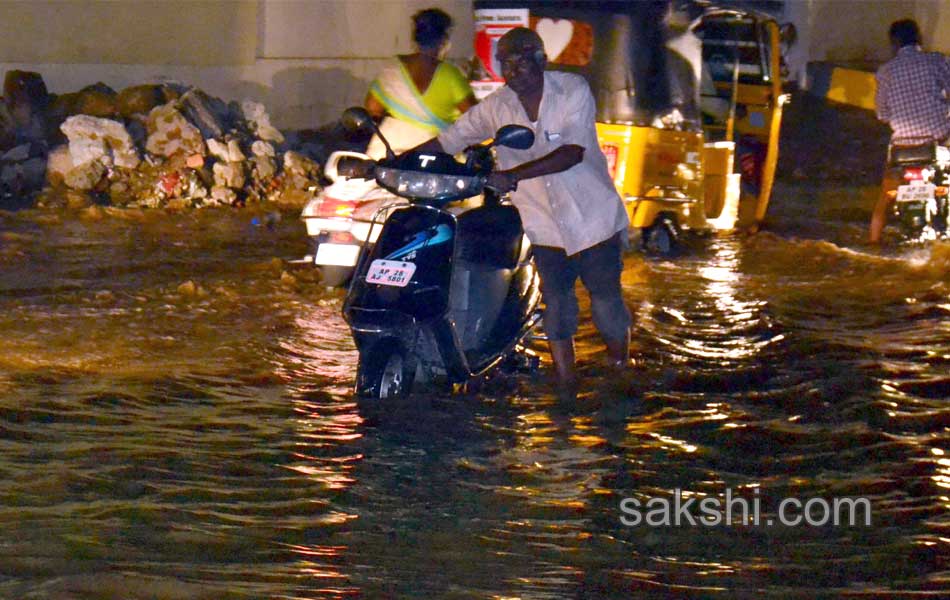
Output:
888 143 950 241
337 107 542 399
300 151 405 287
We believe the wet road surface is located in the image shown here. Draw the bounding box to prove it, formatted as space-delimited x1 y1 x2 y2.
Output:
0 97 947 598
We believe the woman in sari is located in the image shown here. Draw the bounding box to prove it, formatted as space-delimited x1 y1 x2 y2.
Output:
364 8 476 158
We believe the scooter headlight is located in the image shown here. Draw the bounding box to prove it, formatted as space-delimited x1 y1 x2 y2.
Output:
376 167 481 202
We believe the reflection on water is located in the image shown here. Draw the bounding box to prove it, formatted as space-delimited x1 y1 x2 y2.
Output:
0 202 948 598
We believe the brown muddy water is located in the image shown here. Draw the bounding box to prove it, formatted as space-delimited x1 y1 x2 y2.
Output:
1 100 948 599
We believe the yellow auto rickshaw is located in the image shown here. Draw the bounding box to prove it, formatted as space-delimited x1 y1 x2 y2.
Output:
470 1 794 254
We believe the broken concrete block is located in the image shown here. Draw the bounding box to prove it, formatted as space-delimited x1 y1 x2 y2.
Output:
60 115 141 170
212 161 245 189
207 138 245 163
209 186 237 206
146 103 206 158
46 144 73 185
180 89 227 140
185 153 204 169
251 140 275 158
241 100 284 144
251 155 276 181
64 158 107 191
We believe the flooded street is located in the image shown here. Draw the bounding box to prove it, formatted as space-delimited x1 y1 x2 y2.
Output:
1 98 948 598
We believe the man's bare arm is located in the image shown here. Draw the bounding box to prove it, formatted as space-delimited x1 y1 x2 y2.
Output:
488 144 584 192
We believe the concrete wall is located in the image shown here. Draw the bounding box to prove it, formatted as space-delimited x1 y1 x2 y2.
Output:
0 0 474 130
794 0 950 66
0 1 944 128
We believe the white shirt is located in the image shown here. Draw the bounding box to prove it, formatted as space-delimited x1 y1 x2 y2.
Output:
438 71 629 255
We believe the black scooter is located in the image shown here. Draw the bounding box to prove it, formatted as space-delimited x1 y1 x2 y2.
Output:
338 107 542 399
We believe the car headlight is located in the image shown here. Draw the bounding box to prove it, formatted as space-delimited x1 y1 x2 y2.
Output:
376 167 480 202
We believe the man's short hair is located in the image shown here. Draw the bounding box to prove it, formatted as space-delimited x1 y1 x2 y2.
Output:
497 27 546 65
889 19 921 47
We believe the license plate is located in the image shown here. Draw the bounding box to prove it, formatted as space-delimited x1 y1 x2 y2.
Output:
896 182 935 203
366 259 416 287
314 243 360 266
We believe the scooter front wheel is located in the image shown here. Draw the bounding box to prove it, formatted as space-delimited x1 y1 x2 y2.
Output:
356 345 416 399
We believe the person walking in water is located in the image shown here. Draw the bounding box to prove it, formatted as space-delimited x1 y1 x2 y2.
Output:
868 18 950 244
410 28 633 398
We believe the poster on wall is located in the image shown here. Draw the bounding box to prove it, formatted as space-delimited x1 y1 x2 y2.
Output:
471 8 529 99
471 8 595 99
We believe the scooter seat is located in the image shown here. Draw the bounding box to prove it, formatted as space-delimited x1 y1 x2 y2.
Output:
888 143 936 166
456 205 524 269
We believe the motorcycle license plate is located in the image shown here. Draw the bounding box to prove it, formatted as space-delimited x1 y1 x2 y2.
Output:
315 243 360 267
366 259 416 287
896 182 935 203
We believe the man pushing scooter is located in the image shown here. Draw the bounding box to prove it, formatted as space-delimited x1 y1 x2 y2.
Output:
411 27 633 397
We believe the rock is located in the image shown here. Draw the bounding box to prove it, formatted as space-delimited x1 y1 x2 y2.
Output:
64 188 94 209
145 103 205 158
64 159 106 191
283 150 319 177
46 144 73 185
116 84 166 119
0 103 16 151
251 155 276 181
4 70 49 128
60 115 141 169
179 89 227 139
177 280 206 297
251 140 275 157
185 153 204 169
241 100 284 143
212 161 245 188
209 186 237 206
2 71 48 149
2 144 30 161
207 138 245 163
73 83 117 118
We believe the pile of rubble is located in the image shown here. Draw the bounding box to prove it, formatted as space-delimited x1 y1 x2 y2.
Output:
0 70 325 211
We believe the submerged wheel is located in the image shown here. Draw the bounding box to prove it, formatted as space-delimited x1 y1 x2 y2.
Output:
356 345 416 399
642 217 678 256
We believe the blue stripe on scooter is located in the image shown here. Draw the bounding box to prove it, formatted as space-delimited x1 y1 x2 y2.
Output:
384 224 453 260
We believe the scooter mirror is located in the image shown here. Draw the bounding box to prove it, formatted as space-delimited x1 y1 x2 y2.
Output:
341 107 375 133
494 125 535 150
341 106 395 160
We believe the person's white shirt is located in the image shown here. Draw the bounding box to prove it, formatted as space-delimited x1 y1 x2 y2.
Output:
438 71 628 255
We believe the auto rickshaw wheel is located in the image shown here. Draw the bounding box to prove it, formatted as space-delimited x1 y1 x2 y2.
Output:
642 216 679 256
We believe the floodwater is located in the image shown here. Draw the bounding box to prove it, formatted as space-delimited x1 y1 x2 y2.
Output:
1 100 948 599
